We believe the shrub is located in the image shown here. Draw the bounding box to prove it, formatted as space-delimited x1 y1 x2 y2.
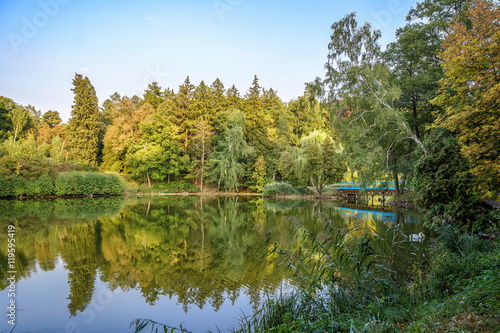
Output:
0 176 16 197
0 155 53 181
35 174 54 196
262 182 304 196
151 180 199 193
54 172 124 196
414 129 486 231
55 172 76 196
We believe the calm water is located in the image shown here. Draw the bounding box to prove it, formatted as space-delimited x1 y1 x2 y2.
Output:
0 196 426 333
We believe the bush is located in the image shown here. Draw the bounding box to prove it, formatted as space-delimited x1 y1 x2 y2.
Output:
262 182 307 196
54 172 124 196
0 155 53 181
35 174 54 196
150 180 199 193
414 129 488 231
55 172 76 196
0 176 16 197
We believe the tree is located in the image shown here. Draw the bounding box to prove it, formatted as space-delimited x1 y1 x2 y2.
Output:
302 133 346 195
10 106 29 141
210 78 227 116
414 129 481 231
243 76 273 160
42 110 62 128
143 82 164 110
226 84 242 109
127 115 190 186
174 76 195 149
208 110 252 192
250 156 267 192
50 135 67 163
192 118 213 191
102 98 154 172
325 13 427 196
68 73 100 166
433 0 500 196
0 96 14 140
384 23 442 140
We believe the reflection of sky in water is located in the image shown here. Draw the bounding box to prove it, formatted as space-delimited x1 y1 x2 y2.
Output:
0 256 295 332
0 197 424 332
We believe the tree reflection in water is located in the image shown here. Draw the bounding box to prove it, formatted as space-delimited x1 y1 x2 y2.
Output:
0 196 426 318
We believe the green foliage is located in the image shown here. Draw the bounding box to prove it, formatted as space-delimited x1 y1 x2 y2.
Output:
262 182 309 197
127 114 190 186
147 180 199 193
0 96 14 140
433 0 500 196
250 156 267 192
0 154 52 181
68 73 100 166
54 172 124 196
42 110 62 128
49 135 66 163
2 135 46 159
414 129 493 231
0 171 123 197
208 109 253 192
0 175 16 197
35 173 54 196
278 133 346 195
9 105 29 141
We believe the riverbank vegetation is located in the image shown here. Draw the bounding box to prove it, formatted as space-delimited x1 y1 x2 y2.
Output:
0 0 499 329
1 2 498 201
126 0 500 331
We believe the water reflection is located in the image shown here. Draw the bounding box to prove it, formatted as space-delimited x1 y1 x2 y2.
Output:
0 196 426 332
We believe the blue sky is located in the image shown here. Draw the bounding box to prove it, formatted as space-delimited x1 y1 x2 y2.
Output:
0 0 416 122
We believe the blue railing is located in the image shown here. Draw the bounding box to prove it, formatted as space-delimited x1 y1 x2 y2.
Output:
339 181 400 191
339 207 396 223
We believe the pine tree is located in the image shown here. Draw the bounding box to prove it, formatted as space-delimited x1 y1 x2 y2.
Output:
174 76 195 148
68 73 100 166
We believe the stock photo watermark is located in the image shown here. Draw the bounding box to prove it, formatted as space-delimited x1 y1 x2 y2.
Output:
7 0 71 53
6 224 17 327
64 289 113 333
370 0 404 28
213 0 243 21
129 65 169 97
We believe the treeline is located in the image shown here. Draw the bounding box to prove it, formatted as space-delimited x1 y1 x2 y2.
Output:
0 0 498 207
1 74 345 195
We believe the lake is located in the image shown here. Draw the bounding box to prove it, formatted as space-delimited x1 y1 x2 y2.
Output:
0 196 426 332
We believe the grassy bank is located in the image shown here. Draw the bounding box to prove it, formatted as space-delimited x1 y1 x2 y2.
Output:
236 225 500 332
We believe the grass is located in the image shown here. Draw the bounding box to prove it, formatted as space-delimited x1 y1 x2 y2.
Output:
132 217 500 333
234 223 500 333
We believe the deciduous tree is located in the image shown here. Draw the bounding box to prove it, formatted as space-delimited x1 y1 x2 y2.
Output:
433 0 500 195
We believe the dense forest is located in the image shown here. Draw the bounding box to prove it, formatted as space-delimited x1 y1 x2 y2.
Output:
0 0 498 203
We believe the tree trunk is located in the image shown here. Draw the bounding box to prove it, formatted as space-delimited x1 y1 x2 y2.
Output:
13 124 19 142
392 169 400 197
200 135 205 192
401 172 407 193
146 173 151 188
412 96 420 139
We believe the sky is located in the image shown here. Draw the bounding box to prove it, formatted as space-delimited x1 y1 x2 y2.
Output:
0 0 416 122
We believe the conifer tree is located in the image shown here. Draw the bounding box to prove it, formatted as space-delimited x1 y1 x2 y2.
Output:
68 73 100 166
210 78 226 116
174 76 195 148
